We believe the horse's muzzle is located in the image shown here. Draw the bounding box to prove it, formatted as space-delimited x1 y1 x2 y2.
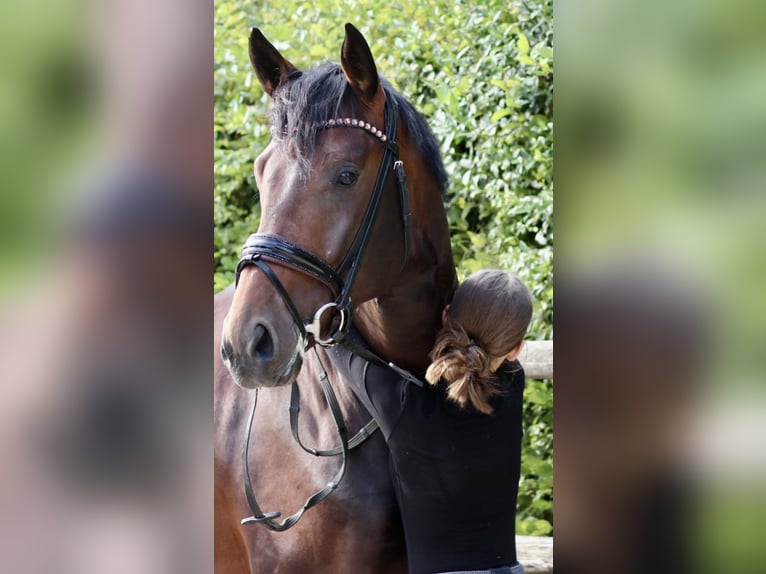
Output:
220 317 304 388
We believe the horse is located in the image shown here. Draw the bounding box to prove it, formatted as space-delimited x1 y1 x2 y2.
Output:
214 23 457 572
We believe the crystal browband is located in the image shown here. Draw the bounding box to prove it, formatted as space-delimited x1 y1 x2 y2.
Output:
316 118 388 142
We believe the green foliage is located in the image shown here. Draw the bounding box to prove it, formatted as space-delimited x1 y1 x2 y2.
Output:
215 0 552 534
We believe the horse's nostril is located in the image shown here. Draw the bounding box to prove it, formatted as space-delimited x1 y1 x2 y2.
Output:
220 339 234 363
250 323 275 361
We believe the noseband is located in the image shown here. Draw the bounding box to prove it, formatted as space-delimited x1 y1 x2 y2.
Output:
233 90 420 532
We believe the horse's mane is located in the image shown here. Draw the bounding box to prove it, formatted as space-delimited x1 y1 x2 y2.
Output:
270 63 448 194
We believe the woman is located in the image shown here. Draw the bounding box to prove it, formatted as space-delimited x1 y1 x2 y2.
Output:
329 269 533 574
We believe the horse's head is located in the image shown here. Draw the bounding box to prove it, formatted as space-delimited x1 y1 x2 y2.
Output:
221 24 426 388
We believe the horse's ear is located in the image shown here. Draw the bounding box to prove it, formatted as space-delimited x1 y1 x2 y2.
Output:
249 28 299 97
341 23 381 104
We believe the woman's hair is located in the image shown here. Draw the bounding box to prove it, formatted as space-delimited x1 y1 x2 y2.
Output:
425 269 533 414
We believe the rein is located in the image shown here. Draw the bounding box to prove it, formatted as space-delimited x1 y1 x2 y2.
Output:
235 90 421 532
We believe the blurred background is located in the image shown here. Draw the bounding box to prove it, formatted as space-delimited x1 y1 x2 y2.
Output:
0 0 212 572
556 0 766 572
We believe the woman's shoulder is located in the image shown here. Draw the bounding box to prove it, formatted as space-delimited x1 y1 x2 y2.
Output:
495 359 526 395
498 358 525 378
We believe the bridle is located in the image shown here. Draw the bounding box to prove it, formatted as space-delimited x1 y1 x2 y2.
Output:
236 88 411 349
233 89 421 532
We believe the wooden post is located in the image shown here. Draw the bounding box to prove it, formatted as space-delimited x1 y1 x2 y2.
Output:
518 535 553 573
517 342 553 571
519 340 553 379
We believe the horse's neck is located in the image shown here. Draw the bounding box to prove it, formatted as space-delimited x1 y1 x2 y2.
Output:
355 186 456 375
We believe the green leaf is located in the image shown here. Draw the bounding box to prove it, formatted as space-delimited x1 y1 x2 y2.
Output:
516 32 530 56
490 108 513 122
535 45 553 60
309 44 326 57
467 231 487 248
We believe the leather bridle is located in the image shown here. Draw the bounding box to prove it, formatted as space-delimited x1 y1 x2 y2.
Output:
234 89 421 532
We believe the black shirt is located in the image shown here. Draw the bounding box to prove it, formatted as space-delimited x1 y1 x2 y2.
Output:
328 341 525 574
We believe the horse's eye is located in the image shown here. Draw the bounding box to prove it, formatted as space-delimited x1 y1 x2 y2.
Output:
336 170 358 187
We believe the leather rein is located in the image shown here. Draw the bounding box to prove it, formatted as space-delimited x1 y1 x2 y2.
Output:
234 90 421 532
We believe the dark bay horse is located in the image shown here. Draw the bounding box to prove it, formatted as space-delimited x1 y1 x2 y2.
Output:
214 24 456 572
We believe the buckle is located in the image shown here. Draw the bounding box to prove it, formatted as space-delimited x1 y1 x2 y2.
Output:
241 511 281 525
304 301 350 347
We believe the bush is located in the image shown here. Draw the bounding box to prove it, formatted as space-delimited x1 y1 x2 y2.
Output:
214 0 552 535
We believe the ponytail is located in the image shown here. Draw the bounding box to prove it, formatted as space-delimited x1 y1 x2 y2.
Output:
425 316 500 414
425 269 533 414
